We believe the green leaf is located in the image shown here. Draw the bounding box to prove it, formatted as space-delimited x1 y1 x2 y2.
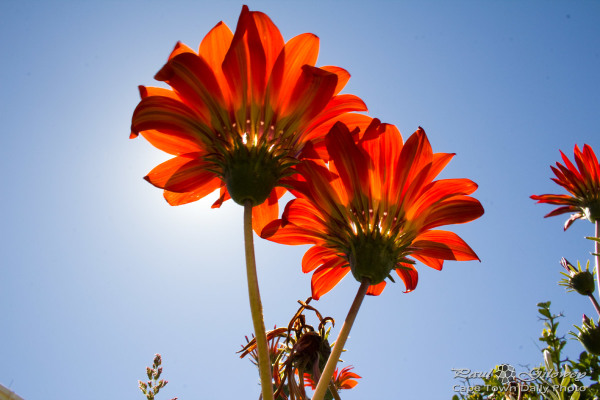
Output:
571 391 581 400
560 374 570 388
539 308 552 319
585 236 600 243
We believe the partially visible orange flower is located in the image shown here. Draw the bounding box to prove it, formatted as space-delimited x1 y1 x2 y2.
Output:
130 6 366 232
304 366 361 391
531 144 600 230
262 120 484 299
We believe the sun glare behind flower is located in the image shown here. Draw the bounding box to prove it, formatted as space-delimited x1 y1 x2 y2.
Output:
130 5 368 234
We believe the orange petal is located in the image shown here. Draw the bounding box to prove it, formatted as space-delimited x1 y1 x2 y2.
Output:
428 152 455 181
268 33 319 113
140 129 203 155
303 94 368 139
156 52 227 123
366 281 386 296
412 230 479 262
276 66 338 133
131 96 211 141
311 261 349 300
249 8 285 79
144 155 220 194
326 122 370 194
582 144 600 182
544 205 579 218
411 254 443 271
530 193 576 205
302 246 339 273
319 65 350 95
211 185 231 209
166 41 196 61
395 263 419 292
260 219 322 245
252 188 283 235
394 128 433 198
303 113 374 151
223 5 284 114
199 21 234 107
422 196 484 230
164 189 216 206
281 198 328 233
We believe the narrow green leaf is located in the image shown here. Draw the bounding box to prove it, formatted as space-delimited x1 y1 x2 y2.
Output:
571 391 580 400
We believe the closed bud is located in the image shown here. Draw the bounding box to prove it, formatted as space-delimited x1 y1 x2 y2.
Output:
570 271 595 295
153 354 162 367
138 380 148 395
577 315 600 355
559 259 595 295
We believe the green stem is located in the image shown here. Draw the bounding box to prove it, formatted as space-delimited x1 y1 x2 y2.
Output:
311 279 370 400
328 381 342 400
243 201 273 400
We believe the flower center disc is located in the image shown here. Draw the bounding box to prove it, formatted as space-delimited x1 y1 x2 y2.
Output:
348 236 397 285
223 145 280 206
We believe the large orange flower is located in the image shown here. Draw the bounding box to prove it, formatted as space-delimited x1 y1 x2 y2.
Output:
130 6 366 232
262 120 484 299
531 144 600 230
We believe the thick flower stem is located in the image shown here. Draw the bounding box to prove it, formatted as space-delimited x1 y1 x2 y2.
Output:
596 221 600 297
243 201 274 400
311 279 370 400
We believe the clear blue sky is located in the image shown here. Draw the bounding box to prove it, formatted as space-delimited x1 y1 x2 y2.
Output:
1 1 599 399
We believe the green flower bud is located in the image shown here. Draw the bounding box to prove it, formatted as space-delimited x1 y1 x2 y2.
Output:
559 258 595 295
577 315 600 355
571 271 595 295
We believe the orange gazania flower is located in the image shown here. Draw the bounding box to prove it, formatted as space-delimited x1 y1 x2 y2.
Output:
262 120 484 299
531 144 600 230
304 366 361 391
130 6 366 232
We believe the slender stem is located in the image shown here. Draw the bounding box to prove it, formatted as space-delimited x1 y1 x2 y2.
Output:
243 201 273 400
311 279 370 400
328 381 342 400
588 294 600 317
596 221 600 299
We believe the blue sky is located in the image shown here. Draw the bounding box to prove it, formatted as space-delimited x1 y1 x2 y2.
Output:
1 1 599 399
